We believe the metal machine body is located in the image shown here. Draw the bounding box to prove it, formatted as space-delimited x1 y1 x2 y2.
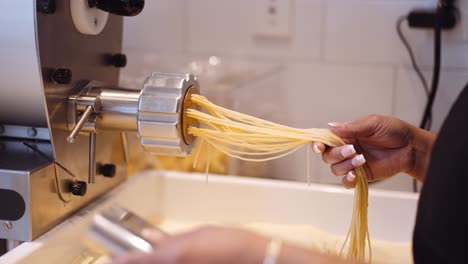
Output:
0 0 199 244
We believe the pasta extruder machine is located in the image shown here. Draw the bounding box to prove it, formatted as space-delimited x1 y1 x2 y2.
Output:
0 0 199 251
0 2 422 263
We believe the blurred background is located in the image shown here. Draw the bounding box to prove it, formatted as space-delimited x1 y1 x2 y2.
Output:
119 0 468 192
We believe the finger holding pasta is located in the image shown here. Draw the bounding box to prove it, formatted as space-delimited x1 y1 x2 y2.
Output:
342 171 358 189
186 94 371 262
322 144 357 164
312 142 326 154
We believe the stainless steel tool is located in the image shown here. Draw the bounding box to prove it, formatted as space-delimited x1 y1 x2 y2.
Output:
0 0 200 247
88 206 159 255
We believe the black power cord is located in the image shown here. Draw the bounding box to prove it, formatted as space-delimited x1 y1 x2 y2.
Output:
396 16 430 96
396 16 433 131
396 15 436 193
407 0 459 133
397 2 451 193
419 5 442 131
414 4 444 193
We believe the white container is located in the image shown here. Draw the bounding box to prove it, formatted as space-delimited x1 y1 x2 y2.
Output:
1 171 418 264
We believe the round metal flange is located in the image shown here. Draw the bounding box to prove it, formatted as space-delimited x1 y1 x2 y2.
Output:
137 72 200 156
181 86 200 145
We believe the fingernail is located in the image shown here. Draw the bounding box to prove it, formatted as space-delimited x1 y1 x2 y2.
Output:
346 171 356 182
141 228 164 241
328 122 343 127
312 144 322 154
351 154 366 167
141 228 153 239
340 144 356 157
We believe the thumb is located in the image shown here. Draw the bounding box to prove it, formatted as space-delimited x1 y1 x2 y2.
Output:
328 115 382 139
112 252 160 264
142 228 168 244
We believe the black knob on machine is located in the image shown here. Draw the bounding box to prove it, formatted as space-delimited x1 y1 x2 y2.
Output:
37 0 56 14
98 163 117 177
52 68 72 84
111 54 127 68
88 0 145 16
70 181 87 196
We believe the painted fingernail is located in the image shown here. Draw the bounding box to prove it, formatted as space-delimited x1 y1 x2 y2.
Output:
141 228 164 240
340 144 356 157
351 154 366 167
346 171 356 182
328 122 343 127
312 144 322 154
141 228 154 239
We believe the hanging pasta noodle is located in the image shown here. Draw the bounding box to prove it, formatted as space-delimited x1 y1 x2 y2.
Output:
186 94 371 262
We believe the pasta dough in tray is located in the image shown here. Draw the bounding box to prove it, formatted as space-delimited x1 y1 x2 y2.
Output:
186 94 371 262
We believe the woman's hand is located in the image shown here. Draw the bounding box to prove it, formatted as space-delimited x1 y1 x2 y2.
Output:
112 226 355 264
312 115 436 188
112 226 268 264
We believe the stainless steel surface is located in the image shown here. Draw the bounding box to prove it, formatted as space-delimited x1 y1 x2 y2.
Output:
26 128 37 137
68 85 139 133
88 206 156 255
3 222 13 231
67 106 94 143
0 139 126 241
0 1 50 128
35 0 127 241
6 240 21 252
138 73 200 156
0 140 52 241
0 0 127 242
89 132 97 184
0 0 201 245
97 88 140 132
37 1 126 224
0 140 52 172
0 125 50 141
67 77 200 156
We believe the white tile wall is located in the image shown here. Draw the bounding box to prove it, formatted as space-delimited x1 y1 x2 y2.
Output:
185 0 322 61
395 68 468 131
123 0 185 53
185 0 250 56
324 0 435 66
394 67 429 127
284 63 394 127
250 0 323 61
121 0 468 191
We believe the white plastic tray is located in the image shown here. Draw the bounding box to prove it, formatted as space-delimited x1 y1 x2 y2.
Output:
0 170 418 263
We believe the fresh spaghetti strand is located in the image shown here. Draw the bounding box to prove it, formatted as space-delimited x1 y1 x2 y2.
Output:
307 143 311 186
187 94 371 262
193 139 205 169
205 144 211 183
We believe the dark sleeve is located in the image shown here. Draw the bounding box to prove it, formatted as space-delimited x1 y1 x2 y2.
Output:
413 85 468 263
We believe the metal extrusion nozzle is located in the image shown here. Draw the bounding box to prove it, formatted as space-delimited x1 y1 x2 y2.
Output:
137 72 200 156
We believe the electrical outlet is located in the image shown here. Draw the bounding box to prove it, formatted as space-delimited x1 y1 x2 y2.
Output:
443 9 467 42
255 0 291 39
